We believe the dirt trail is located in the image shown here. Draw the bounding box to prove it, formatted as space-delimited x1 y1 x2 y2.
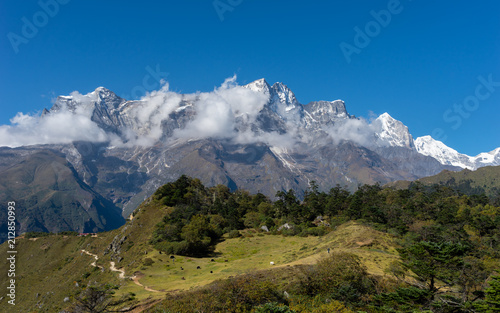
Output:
131 273 161 293
81 249 103 269
81 249 161 293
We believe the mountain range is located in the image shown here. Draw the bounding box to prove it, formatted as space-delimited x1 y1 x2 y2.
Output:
1 78 499 241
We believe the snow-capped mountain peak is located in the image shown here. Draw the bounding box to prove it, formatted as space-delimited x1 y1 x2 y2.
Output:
39 78 500 172
373 112 415 149
244 80 303 121
415 136 473 169
53 87 123 111
244 78 271 96
415 136 500 170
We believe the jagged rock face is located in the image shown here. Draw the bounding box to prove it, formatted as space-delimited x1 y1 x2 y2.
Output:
304 100 350 126
2 78 497 242
52 87 129 134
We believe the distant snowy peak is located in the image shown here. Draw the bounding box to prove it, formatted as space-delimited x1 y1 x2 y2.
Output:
415 136 471 169
415 136 500 170
42 79 499 173
244 78 271 96
244 79 301 118
49 87 130 134
373 113 415 149
52 87 124 113
91 87 124 107
475 148 500 167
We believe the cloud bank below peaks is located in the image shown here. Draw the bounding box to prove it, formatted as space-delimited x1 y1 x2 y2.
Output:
0 76 397 150
0 76 270 148
0 108 113 148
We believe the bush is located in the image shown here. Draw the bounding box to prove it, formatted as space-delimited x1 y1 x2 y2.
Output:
289 295 353 313
58 231 79 236
158 273 287 312
157 240 190 255
143 258 155 267
24 231 51 239
298 226 327 237
228 229 241 238
294 252 375 305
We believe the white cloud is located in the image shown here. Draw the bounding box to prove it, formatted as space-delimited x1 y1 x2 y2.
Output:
0 76 382 151
120 83 183 146
0 110 112 147
173 76 268 140
322 117 377 147
0 77 270 148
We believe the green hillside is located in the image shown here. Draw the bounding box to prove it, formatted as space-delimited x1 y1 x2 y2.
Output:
388 165 500 199
1 175 499 312
0 205 397 312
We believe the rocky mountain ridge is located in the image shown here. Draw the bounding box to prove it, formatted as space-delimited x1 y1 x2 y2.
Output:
1 78 497 240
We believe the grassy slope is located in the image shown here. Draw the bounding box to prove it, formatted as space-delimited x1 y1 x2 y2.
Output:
0 196 399 313
387 165 500 197
0 232 121 313
123 222 398 298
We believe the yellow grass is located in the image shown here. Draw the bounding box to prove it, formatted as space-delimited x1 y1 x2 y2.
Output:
113 221 399 301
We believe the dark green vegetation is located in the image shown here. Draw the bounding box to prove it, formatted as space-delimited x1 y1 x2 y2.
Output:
1 170 500 312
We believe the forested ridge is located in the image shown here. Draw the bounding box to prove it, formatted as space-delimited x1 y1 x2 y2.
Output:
147 175 500 313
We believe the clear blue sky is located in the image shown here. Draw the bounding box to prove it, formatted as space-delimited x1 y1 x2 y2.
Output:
1 0 499 156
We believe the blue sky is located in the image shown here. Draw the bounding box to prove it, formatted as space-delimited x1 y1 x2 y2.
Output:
1 0 499 156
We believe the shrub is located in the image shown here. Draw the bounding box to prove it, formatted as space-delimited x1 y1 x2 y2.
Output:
228 229 241 238
143 258 155 267
298 226 327 237
289 295 353 313
58 231 79 236
24 231 51 238
158 273 287 312
294 252 375 305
